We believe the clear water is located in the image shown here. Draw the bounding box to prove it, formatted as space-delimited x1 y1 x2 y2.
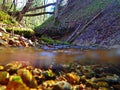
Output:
0 47 120 66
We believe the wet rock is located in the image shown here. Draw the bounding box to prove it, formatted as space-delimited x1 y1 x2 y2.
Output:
72 85 85 90
65 72 80 84
51 64 67 75
0 71 9 85
0 39 7 46
85 71 95 79
0 27 7 32
98 87 110 90
53 81 71 90
5 63 22 75
33 69 45 85
8 39 15 45
112 84 120 90
0 32 2 37
95 74 120 84
34 75 45 85
80 75 87 83
0 65 4 70
43 69 56 80
105 74 120 84
43 80 56 87
32 68 42 76
7 75 29 90
96 81 109 88
17 69 38 88
0 85 6 90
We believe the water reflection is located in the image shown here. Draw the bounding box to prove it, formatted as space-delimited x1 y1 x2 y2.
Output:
0 47 120 66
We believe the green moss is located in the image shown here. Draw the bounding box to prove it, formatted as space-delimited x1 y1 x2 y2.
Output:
6 27 34 37
0 10 16 24
40 36 55 44
11 75 23 83
40 36 70 45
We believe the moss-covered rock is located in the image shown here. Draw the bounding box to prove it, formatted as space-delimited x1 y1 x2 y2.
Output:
6 27 34 38
40 36 70 45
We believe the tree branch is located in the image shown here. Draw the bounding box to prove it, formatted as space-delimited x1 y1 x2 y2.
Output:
27 3 56 12
24 12 54 16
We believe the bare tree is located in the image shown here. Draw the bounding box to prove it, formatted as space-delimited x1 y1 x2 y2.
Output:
16 0 33 22
54 0 61 23
2 0 6 10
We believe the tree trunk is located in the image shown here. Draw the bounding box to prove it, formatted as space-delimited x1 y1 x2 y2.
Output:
13 0 17 12
16 0 33 22
2 0 6 10
54 0 61 23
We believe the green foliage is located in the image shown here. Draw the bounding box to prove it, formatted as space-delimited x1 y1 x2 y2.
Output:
40 36 70 45
6 27 34 37
35 16 54 31
0 10 16 24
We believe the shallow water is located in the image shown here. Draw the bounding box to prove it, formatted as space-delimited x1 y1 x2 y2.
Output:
0 47 120 66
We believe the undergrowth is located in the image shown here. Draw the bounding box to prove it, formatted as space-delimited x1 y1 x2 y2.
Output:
0 10 16 25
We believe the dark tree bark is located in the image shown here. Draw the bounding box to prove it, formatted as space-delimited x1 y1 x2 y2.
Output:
24 12 54 17
2 0 6 10
16 0 33 22
54 0 61 23
27 3 56 12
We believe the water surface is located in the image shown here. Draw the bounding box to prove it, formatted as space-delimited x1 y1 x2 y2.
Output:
0 47 120 66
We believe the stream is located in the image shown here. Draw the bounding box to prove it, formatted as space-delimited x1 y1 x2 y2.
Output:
0 47 120 89
0 47 120 66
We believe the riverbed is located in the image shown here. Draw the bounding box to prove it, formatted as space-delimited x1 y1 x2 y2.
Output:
0 47 120 90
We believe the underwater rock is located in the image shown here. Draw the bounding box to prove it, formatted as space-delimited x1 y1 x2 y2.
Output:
65 72 80 84
43 69 56 80
53 81 71 90
0 65 4 70
0 85 6 90
96 81 109 88
43 80 56 87
7 75 29 90
0 71 9 85
5 63 22 75
17 69 38 88
112 84 120 90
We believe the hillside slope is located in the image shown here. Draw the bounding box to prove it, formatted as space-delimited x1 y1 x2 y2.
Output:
35 0 120 48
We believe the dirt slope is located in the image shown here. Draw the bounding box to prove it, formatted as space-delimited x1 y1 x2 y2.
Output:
36 0 120 48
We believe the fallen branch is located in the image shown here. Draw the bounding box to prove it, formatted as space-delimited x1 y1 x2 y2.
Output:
24 12 54 17
66 9 104 43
